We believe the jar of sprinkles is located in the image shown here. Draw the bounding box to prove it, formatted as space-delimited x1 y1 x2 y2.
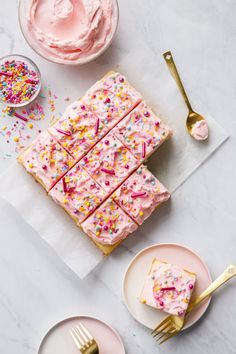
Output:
0 54 41 107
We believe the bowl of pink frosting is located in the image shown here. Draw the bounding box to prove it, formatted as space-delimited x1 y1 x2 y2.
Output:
19 0 119 65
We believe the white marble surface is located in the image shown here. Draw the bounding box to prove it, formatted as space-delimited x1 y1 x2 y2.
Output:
0 0 236 353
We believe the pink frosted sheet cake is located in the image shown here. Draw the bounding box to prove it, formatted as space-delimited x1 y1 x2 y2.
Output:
80 132 139 194
140 259 196 317
18 71 173 255
18 130 75 192
49 100 108 160
49 163 107 224
112 165 170 225
83 71 142 129
114 101 172 161
82 198 138 254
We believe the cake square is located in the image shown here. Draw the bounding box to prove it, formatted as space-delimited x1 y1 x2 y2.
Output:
83 71 142 129
140 259 196 317
114 101 172 161
81 198 138 252
49 100 108 160
80 132 139 194
49 163 107 224
112 165 170 225
18 130 75 192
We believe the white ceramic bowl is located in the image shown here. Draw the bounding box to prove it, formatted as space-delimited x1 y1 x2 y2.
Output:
18 0 119 66
0 54 41 108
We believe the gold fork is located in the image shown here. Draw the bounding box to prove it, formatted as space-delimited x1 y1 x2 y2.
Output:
152 264 236 344
70 323 99 354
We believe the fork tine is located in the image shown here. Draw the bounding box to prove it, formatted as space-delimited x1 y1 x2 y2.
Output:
79 323 93 341
75 326 88 347
152 321 172 338
159 330 178 344
73 327 86 347
70 330 82 350
151 316 170 334
156 326 175 342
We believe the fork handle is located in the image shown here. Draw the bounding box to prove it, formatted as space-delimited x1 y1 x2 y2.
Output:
187 264 236 313
163 50 193 112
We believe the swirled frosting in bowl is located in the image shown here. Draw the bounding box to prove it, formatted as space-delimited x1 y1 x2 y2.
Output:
25 0 118 64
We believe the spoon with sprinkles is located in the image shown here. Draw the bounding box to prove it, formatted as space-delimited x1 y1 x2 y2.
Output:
0 54 41 108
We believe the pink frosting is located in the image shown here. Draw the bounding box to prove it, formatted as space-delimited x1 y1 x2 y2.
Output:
140 259 196 316
49 100 108 160
28 0 118 62
114 101 172 160
81 198 138 245
83 72 142 129
49 163 107 223
191 120 209 141
20 130 75 191
112 165 170 225
80 133 139 194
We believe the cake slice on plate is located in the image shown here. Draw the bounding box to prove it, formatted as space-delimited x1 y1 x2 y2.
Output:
140 258 196 316
112 165 170 225
83 71 142 129
18 130 75 192
80 132 139 194
48 100 108 161
81 198 138 255
49 163 107 224
114 101 172 161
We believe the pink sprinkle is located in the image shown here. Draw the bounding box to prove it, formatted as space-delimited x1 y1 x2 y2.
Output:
101 168 115 175
104 225 108 231
0 71 13 77
104 140 109 145
144 111 150 117
95 118 100 135
160 287 176 291
141 142 146 158
189 284 194 290
62 178 67 193
119 77 124 83
42 165 47 170
105 180 110 186
131 192 147 198
155 121 160 127
56 129 71 137
25 79 39 84
14 112 28 122
81 105 86 110
125 164 129 169
159 301 164 307
104 97 111 104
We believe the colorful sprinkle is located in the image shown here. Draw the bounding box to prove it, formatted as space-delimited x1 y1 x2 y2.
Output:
0 58 40 105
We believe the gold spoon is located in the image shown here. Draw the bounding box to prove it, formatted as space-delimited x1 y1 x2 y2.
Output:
163 50 209 141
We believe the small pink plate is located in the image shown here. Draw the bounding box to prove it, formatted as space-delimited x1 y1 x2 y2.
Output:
123 243 212 330
38 316 125 354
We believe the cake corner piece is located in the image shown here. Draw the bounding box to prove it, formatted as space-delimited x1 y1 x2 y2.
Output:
81 198 138 255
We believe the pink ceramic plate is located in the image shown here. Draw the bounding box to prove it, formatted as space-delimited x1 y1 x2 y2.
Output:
38 316 125 354
123 243 212 330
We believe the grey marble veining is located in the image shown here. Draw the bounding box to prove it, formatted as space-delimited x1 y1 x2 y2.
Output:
0 0 236 353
